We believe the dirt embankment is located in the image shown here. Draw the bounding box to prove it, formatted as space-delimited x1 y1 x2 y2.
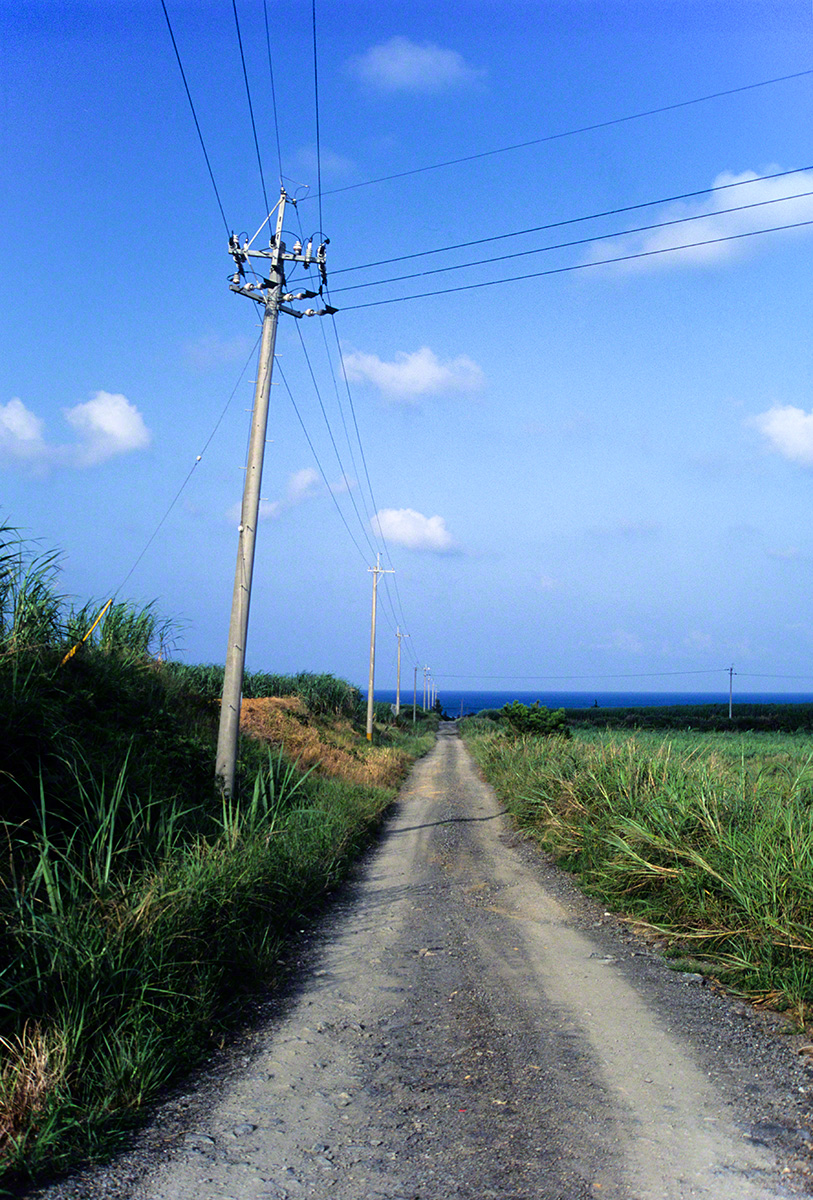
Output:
239 696 412 789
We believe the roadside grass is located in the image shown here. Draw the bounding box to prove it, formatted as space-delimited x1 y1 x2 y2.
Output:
0 527 434 1182
461 722 813 1021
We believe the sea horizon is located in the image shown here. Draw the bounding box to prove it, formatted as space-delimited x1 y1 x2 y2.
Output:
372 688 813 716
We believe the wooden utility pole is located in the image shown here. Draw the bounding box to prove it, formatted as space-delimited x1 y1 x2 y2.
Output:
366 554 394 740
216 188 334 796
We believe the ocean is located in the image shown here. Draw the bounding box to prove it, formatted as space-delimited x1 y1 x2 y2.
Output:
373 688 813 717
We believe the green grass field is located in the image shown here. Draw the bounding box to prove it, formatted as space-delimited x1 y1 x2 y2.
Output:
462 719 813 1022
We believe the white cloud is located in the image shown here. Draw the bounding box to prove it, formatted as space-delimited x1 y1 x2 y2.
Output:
372 508 454 552
347 36 484 93
343 346 484 402
586 167 813 273
538 575 558 591
0 398 47 463
0 391 150 472
750 404 813 465
64 391 151 466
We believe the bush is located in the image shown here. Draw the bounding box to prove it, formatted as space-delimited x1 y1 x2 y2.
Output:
500 700 571 738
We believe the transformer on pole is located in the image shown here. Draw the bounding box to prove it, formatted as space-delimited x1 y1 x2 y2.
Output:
216 188 335 797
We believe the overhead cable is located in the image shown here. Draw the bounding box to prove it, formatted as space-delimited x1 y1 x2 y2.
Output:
331 187 813 295
333 164 813 276
159 0 230 233
294 324 379 561
318 68 813 198
276 362 371 566
113 336 260 595
231 0 271 217
341 215 813 310
437 669 732 680
311 0 325 237
326 309 418 656
263 0 284 184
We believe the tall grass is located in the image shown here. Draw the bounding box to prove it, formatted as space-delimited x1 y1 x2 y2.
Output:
0 752 396 1177
463 724 813 1019
164 663 362 719
0 527 434 1180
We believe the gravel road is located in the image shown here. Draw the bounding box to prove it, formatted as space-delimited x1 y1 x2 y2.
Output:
32 723 813 1199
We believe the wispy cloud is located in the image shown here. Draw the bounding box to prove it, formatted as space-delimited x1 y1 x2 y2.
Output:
0 392 150 472
184 333 255 371
347 36 485 93
295 146 356 180
227 467 321 525
343 346 484 402
372 507 454 552
586 167 813 273
750 404 813 466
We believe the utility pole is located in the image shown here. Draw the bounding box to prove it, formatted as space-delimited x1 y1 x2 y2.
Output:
366 554 394 740
216 188 335 797
729 664 735 720
395 626 409 716
423 665 429 710
413 664 418 725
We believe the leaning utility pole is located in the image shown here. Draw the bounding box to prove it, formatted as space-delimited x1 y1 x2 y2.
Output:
366 554 394 741
216 187 334 796
395 626 409 716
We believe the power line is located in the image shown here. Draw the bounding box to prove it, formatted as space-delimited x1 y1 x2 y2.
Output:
340 215 813 311
113 335 260 595
293 323 379 561
331 187 813 295
231 0 271 217
437 669 731 680
333 164 813 277
263 0 284 185
318 68 813 199
311 0 325 238
159 0 230 234
276 362 371 566
326 308 418 657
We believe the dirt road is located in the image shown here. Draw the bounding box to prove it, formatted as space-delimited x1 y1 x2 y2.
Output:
36 724 813 1199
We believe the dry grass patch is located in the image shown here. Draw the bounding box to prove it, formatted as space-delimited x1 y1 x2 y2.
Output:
239 697 410 788
0 1023 67 1156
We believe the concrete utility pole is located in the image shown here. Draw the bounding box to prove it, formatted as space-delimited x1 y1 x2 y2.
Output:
422 665 430 710
729 664 735 720
216 188 335 797
395 626 409 716
413 664 418 724
366 554 394 741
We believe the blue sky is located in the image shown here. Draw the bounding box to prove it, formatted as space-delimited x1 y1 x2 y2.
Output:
3 0 813 695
